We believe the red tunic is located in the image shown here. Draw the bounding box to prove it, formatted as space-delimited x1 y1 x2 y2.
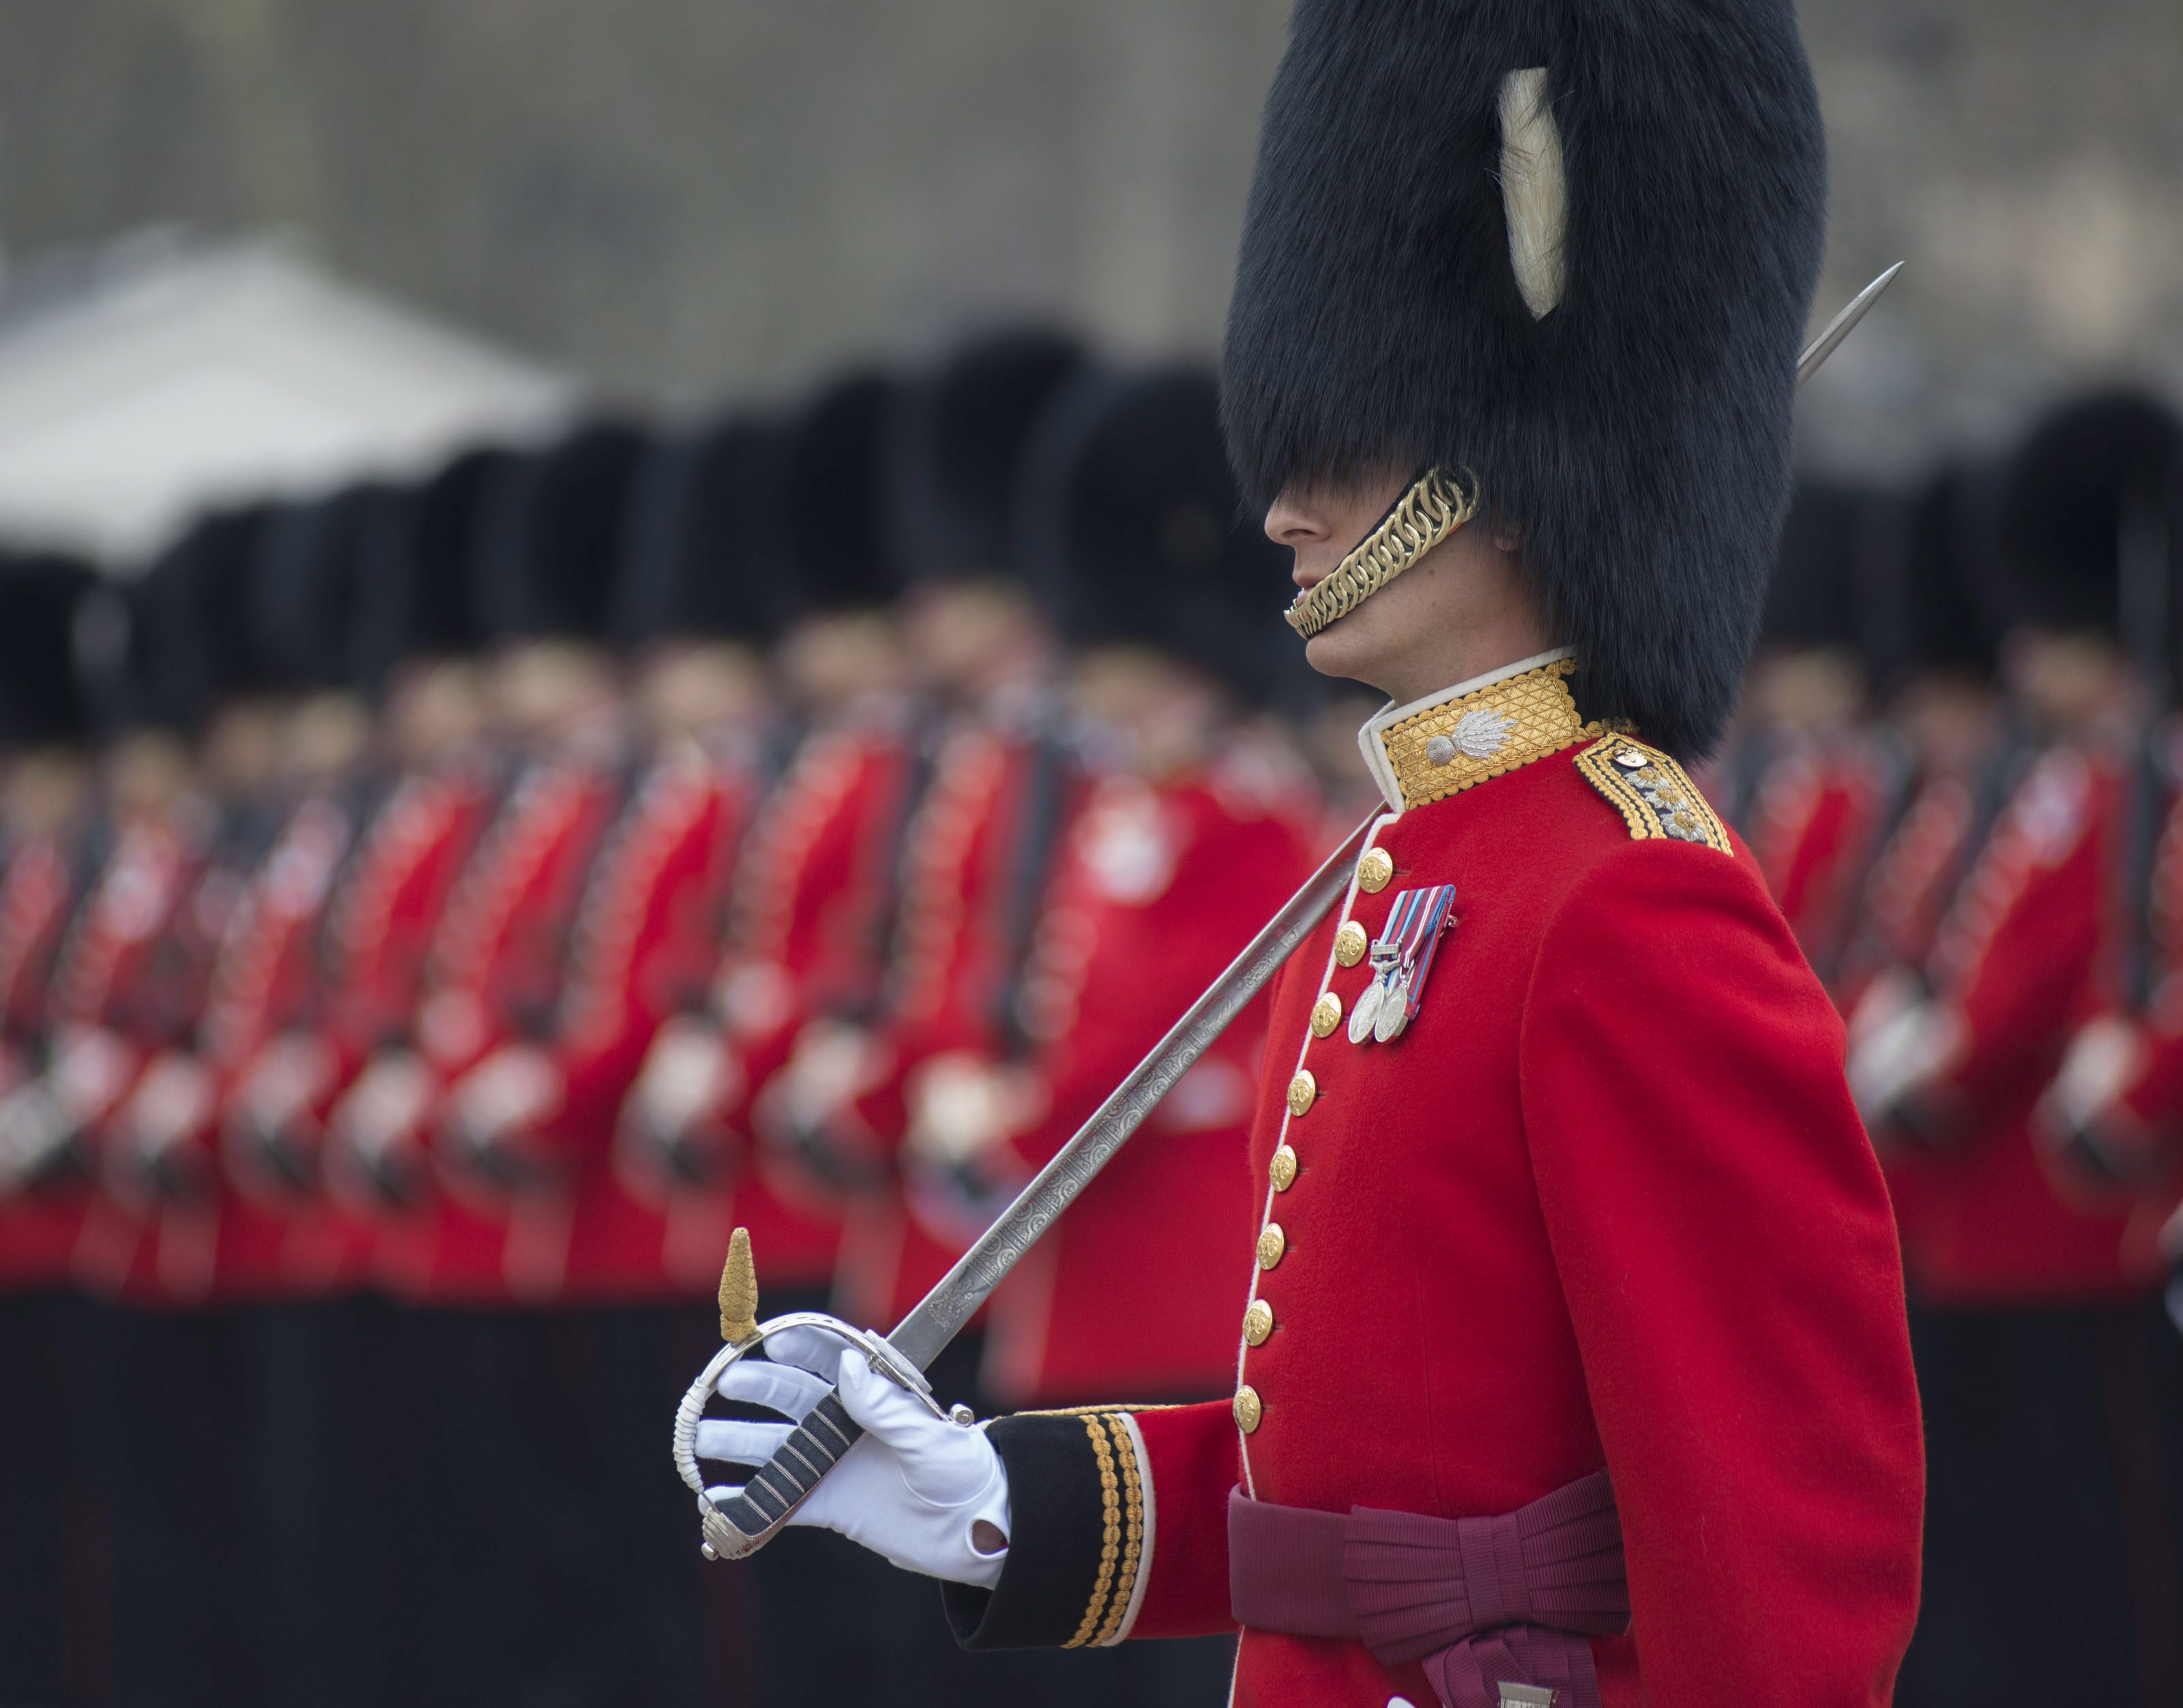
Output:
643 711 924 1290
950 659 1922 1707
121 789 370 1299
1863 746 2154 1302
373 754 625 1303
819 716 1078 1335
1745 732 1896 984
454 740 772 1299
968 757 1318 1406
0 827 93 1289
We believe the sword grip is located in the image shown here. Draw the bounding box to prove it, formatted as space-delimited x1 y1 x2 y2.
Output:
712 1390 865 1542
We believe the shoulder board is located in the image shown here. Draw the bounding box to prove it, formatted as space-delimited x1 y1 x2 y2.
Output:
1574 735 1732 853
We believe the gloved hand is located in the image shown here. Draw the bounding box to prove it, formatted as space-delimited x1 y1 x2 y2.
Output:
696 1325 1011 1589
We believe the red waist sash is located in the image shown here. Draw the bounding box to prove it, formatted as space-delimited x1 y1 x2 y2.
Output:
1227 1469 1629 1708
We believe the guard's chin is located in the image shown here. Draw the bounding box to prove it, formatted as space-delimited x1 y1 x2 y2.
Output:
1302 617 1382 692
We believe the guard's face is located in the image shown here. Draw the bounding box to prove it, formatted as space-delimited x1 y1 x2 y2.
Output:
1264 480 1542 705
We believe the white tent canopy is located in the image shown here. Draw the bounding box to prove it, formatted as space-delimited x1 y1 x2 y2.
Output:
0 234 577 567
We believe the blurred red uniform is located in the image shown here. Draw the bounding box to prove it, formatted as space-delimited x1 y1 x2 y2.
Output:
937 752 1320 1406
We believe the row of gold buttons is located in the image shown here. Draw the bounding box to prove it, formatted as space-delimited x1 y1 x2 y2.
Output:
1235 841 1393 1435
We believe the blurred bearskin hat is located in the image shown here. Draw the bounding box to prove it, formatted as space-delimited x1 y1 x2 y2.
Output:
1889 463 2003 688
1222 0 1828 756
113 507 279 732
94 547 207 737
0 553 99 748
1019 364 1293 705
1997 389 2181 641
888 329 1087 583
612 413 773 649
746 370 907 625
353 447 510 695
1761 480 1874 657
256 484 389 695
476 419 652 644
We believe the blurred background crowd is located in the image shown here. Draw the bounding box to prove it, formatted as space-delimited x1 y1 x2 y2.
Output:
1 3 2182 1708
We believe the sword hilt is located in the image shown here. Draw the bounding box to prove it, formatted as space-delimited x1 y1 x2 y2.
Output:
701 1391 866 1558
673 1307 942 1561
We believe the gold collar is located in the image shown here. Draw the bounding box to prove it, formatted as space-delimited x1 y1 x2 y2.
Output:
1364 655 1613 812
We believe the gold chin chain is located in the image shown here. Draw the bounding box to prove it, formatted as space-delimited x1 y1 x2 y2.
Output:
1284 467 1479 640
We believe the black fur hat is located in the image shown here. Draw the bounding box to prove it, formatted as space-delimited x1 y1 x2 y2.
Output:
1223 0 1828 756
1890 465 2002 686
353 447 511 694
134 507 280 722
100 546 213 735
475 420 652 645
1019 364 1294 705
747 371 907 624
612 413 774 648
888 329 1087 582
0 553 98 748
1997 389 2181 640
257 484 390 694
1761 481 1870 656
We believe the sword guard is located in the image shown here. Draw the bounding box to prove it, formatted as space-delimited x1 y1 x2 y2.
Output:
672 1308 942 1561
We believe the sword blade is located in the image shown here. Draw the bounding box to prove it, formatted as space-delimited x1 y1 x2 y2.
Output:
1797 261 1903 389
885 813 1376 1369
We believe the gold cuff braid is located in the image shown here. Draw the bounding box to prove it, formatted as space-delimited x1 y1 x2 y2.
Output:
1284 467 1478 640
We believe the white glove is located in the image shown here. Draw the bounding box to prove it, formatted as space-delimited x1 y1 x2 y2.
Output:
696 1326 1011 1589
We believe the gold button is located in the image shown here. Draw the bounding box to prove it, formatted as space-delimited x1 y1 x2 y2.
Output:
1334 921 1368 968
1358 848 1394 894
1286 1070 1317 1118
1310 991 1343 1038
1243 1299 1274 1346
1233 1383 1263 1433
1269 1143 1298 1192
1257 1222 1286 1270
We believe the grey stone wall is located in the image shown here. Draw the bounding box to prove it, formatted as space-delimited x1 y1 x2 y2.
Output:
1 0 2176 456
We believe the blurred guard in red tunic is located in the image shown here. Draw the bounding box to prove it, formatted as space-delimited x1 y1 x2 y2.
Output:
703 7 1922 1705
1851 393 2183 1703
0 553 104 1708
445 413 785 1302
1727 480 1901 984
100 486 386 1308
767 332 1088 1348
911 364 1320 1414
329 422 649 1306
70 510 292 1307
621 374 924 1307
1833 464 2015 1024
296 454 506 1256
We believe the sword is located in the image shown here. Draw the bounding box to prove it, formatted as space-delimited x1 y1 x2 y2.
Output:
674 261 1905 1560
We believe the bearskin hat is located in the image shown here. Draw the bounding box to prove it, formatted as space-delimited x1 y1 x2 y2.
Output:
352 447 511 694
746 371 907 625
475 420 652 644
256 484 389 694
888 328 1087 582
1761 480 1873 657
1997 389 2181 641
612 413 773 648
1017 364 1294 705
1888 464 2002 687
0 553 98 748
1222 0 1829 756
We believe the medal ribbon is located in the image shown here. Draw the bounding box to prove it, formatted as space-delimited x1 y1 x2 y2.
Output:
1395 884 1459 1022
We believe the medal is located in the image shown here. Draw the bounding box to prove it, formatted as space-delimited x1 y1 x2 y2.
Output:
1347 977 1383 1044
1350 885 1458 1046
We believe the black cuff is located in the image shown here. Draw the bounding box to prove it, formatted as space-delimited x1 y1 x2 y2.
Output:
942 1411 1145 1651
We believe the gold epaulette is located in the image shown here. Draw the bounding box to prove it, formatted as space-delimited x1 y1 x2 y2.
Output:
1574 735 1732 853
